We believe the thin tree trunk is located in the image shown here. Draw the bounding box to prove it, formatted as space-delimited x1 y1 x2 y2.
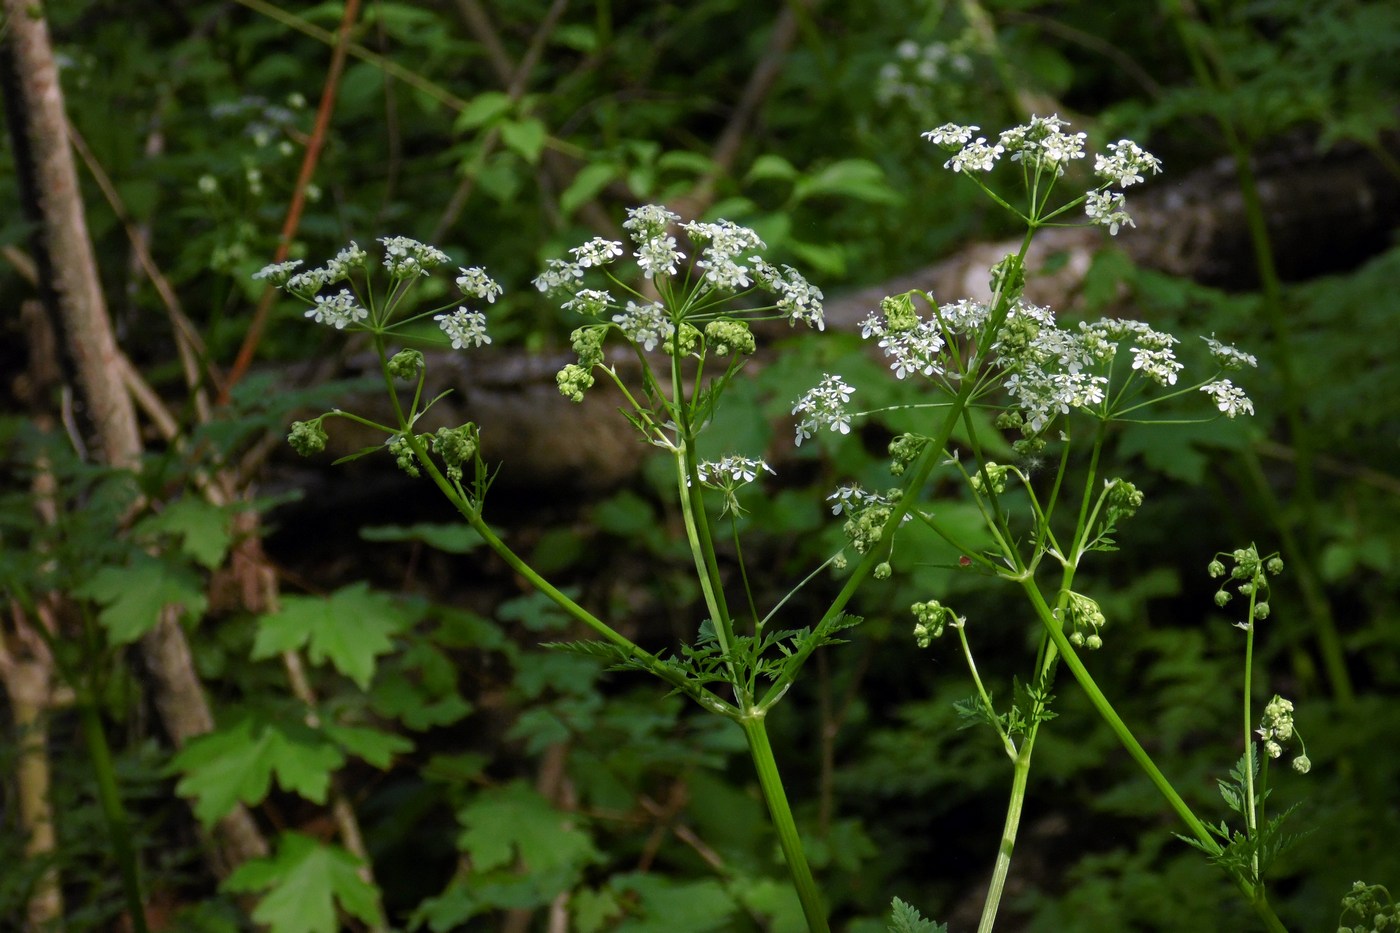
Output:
1 0 268 872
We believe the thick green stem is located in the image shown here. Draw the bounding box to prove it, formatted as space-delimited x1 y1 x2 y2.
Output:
78 696 149 933
977 739 1033 933
741 714 829 933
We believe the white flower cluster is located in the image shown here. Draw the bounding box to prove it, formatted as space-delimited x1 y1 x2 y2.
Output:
752 258 825 330
826 483 895 515
378 236 450 278
434 308 491 349
684 219 766 289
696 455 776 486
456 266 502 303
858 296 995 381
996 114 1087 175
255 238 500 348
305 289 368 330
534 204 824 333
1200 379 1255 418
792 374 855 445
999 314 1196 433
924 116 1161 234
1094 140 1163 187
611 300 674 351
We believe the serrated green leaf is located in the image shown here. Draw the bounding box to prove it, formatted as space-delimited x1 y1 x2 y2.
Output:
370 669 472 731
888 896 947 933
173 717 344 826
252 583 414 689
224 833 381 933
74 553 207 644
456 781 600 875
323 724 413 769
607 873 736 932
138 497 232 569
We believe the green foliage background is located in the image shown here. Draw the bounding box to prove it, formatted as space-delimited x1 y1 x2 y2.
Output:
2 0 1398 930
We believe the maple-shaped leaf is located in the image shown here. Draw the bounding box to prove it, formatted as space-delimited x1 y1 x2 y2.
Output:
73 553 207 644
224 832 382 933
136 496 232 569
456 781 600 874
252 583 417 689
173 716 344 827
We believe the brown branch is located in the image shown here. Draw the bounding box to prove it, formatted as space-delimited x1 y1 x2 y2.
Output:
222 0 363 400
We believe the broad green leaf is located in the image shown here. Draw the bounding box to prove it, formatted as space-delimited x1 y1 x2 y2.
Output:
138 497 233 569
745 153 798 184
252 583 415 689
573 887 623 933
173 717 343 826
560 162 619 218
608 873 736 932
359 521 484 554
74 553 207 644
370 668 472 730
499 117 548 164
456 781 600 874
791 158 898 205
656 149 714 177
557 161 618 218
224 833 381 933
454 90 512 131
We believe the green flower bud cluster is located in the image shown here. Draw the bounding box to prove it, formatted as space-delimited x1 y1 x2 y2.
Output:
1208 544 1283 628
879 292 920 333
288 418 329 456
556 364 596 403
888 433 928 476
844 503 892 554
387 348 425 380
432 423 479 481
970 462 1012 495
704 319 756 356
665 322 702 356
1059 590 1107 650
1338 881 1396 933
911 598 961 647
388 434 422 478
1104 478 1144 524
1257 694 1311 774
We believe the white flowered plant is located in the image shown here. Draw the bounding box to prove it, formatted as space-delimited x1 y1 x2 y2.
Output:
263 118 1294 933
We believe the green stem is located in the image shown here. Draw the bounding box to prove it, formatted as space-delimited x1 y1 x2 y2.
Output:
78 695 149 933
741 714 829 933
977 737 1034 933
1019 581 1292 931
